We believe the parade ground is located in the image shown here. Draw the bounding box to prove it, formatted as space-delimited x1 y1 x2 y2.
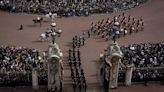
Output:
0 0 164 92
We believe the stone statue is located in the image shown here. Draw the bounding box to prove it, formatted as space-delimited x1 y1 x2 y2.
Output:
47 43 63 92
100 41 123 90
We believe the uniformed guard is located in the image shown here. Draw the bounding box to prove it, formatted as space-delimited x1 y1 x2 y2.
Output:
129 26 133 35
82 36 85 46
19 24 23 30
77 49 80 57
88 30 91 38
78 80 82 92
78 61 81 67
78 37 81 48
73 79 77 92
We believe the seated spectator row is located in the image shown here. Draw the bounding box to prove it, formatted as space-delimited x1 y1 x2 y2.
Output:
0 45 47 86
118 42 164 85
0 0 147 17
132 68 164 83
121 42 164 67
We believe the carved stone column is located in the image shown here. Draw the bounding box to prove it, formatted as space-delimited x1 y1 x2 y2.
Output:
109 56 120 88
32 68 39 89
105 42 123 89
125 65 133 86
47 43 63 92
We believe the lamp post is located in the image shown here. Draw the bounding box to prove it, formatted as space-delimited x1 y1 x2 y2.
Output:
50 22 62 44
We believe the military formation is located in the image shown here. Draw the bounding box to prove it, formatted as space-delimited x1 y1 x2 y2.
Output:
66 11 145 91
89 12 144 42
68 35 87 92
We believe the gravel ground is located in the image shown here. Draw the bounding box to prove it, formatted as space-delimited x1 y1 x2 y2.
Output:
0 0 164 92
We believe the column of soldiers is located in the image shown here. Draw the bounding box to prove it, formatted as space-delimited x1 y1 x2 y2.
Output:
89 12 144 42
68 35 87 92
72 36 86 48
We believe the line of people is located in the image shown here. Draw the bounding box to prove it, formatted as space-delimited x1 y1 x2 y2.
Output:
0 0 148 17
68 35 87 92
68 48 87 92
72 36 85 48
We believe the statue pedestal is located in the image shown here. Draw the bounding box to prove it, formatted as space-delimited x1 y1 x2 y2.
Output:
32 68 39 89
125 65 133 86
47 43 63 91
109 57 120 89
104 42 123 89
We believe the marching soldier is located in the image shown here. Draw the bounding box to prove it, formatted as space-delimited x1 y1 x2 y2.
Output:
87 30 91 38
128 15 131 22
78 37 81 48
83 79 87 92
82 36 85 46
77 49 80 58
78 80 82 92
129 26 133 35
73 79 77 92
72 42 76 49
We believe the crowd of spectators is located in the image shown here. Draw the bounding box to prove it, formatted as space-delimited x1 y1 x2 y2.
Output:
0 45 47 87
121 42 164 67
0 0 147 17
119 42 164 85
